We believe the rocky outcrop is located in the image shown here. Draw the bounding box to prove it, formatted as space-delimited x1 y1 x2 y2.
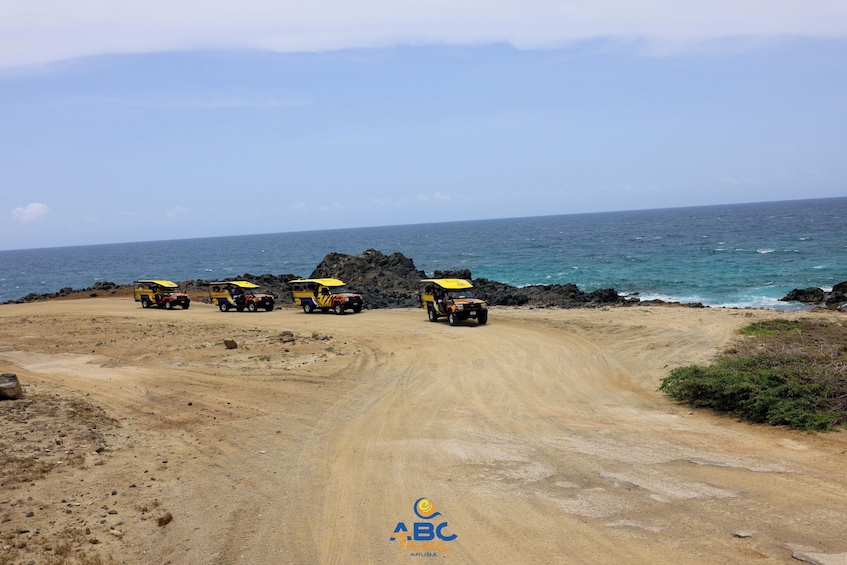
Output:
779 281 847 311
305 250 626 309
780 287 826 303
309 249 426 309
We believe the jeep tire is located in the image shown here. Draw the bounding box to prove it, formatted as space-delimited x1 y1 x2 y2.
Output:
334 304 344 315
141 298 150 308
428 307 437 322
303 303 314 314
247 302 257 312
477 310 488 325
220 303 229 312
164 301 173 310
448 312 458 326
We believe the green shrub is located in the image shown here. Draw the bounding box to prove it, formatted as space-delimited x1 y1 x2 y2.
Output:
660 319 846 431
739 319 803 336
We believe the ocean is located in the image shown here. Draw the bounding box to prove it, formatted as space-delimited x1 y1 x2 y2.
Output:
1 197 845 309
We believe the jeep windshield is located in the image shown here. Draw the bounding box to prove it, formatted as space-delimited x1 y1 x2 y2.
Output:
449 289 475 299
328 286 348 294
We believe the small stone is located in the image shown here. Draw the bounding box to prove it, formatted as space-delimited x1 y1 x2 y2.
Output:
732 531 752 538
224 339 238 349
89 537 100 544
157 511 173 526
0 373 23 400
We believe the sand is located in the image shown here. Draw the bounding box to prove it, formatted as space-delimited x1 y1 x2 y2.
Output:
1 299 846 564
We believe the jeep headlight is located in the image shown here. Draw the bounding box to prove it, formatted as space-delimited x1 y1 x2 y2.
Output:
457 304 464 310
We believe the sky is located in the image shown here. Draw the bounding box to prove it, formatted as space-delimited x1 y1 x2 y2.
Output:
1 2 845 250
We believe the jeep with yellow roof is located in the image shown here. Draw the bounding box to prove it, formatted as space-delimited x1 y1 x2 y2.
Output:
420 278 488 325
133 280 191 310
290 278 363 314
208 281 275 312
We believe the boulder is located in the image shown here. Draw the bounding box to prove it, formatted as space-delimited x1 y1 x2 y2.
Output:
780 283 847 308
310 249 426 309
0 373 22 400
780 287 826 303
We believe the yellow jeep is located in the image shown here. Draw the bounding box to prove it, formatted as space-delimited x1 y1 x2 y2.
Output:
420 279 488 325
133 280 191 310
208 281 275 312
290 278 364 314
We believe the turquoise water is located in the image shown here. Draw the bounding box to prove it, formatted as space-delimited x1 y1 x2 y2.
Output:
1 197 845 309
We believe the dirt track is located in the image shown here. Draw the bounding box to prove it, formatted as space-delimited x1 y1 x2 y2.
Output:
1 299 846 564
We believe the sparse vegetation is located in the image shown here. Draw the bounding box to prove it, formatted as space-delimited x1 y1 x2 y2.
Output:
660 318 847 430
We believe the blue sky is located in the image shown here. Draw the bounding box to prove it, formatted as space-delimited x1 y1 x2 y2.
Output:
1 2 845 250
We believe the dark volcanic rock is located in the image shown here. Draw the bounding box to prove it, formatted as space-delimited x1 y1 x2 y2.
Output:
472 281 624 308
779 280 847 310
780 287 826 303
433 269 472 280
310 249 426 309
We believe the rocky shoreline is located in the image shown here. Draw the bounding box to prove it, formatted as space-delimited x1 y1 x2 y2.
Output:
5 248 847 311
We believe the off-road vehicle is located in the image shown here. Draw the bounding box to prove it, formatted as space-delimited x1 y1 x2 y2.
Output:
133 280 191 310
420 279 488 325
208 281 275 312
290 278 364 314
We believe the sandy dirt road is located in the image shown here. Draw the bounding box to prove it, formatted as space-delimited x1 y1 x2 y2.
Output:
1 299 846 564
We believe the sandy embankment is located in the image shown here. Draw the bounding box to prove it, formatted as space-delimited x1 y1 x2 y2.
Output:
1 299 846 564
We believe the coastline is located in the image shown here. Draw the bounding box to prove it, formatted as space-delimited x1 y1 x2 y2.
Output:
4 249 845 312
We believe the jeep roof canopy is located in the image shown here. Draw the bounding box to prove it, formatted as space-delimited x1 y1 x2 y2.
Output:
208 281 259 289
290 278 346 287
134 279 179 288
420 278 473 290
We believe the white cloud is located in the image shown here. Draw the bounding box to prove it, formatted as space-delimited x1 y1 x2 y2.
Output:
1 1 846 69
11 202 50 223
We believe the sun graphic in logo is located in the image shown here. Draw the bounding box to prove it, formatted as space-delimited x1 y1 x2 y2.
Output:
414 498 441 520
